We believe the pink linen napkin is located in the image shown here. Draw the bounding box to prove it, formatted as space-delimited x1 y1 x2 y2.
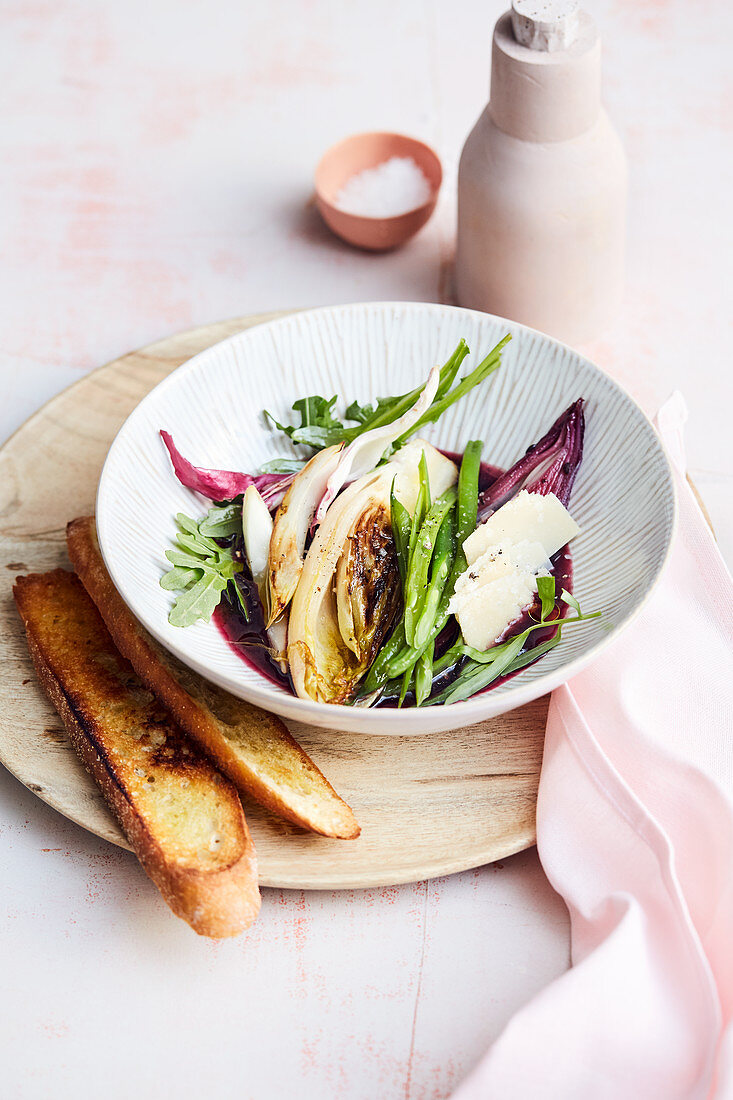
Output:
454 393 733 1100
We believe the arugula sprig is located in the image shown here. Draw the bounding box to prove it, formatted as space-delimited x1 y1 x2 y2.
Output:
161 510 243 627
258 457 307 475
264 395 343 450
197 502 242 538
263 335 511 452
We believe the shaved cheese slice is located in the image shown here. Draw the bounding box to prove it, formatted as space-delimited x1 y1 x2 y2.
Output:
463 490 580 565
455 540 550 595
451 491 579 652
389 439 458 512
450 560 540 651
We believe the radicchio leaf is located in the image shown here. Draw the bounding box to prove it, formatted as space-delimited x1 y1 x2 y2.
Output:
254 472 298 511
161 430 255 500
160 431 296 509
476 399 585 520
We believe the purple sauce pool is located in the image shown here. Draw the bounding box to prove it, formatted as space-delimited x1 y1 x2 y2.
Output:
212 456 573 703
213 603 291 691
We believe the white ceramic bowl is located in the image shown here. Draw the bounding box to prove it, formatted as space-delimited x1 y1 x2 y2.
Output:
97 302 675 735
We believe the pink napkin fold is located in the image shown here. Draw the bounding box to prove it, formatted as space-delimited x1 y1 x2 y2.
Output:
454 393 733 1100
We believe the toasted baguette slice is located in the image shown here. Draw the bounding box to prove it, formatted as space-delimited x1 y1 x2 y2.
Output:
67 517 360 839
14 570 260 938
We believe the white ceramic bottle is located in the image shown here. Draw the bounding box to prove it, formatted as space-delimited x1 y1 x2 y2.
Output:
455 1 627 346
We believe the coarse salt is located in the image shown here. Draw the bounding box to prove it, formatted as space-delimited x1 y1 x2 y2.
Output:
334 156 432 218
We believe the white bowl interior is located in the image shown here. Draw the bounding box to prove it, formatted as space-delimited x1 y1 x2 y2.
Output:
97 303 675 734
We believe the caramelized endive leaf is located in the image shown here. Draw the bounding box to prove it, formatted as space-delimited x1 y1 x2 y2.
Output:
335 501 401 663
314 366 441 524
288 441 458 704
267 443 342 625
288 470 391 704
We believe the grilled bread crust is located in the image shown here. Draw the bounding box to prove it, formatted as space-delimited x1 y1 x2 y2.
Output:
14 570 260 938
67 517 359 839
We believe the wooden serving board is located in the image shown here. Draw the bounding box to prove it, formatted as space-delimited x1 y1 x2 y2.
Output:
0 313 547 889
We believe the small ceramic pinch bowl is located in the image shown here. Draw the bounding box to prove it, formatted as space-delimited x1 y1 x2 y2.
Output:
315 132 442 251
96 302 676 737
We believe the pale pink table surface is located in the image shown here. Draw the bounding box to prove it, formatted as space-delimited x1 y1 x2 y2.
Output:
1 2 730 1097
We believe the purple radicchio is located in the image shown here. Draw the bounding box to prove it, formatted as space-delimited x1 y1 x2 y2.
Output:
476 399 585 521
160 430 295 510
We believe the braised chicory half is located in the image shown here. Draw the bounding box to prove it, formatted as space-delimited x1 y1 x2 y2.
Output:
158 336 601 707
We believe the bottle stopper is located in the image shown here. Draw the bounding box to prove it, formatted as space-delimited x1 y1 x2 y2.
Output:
511 0 580 51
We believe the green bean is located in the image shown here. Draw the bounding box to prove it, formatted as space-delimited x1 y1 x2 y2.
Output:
390 480 411 586
364 430 487 701
414 639 435 707
366 457 432 695
405 441 483 657
363 621 407 692
375 676 402 702
387 639 428 679
397 664 414 708
456 439 483 544
404 488 457 645
386 515 458 678
411 510 456 651
387 601 453 680
407 451 431 570
431 640 464 678
386 533 465 679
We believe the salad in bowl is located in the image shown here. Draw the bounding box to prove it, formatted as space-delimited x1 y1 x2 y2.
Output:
96 302 675 735
159 336 598 709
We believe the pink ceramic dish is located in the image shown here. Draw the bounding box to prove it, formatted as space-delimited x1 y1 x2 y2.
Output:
315 132 442 251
